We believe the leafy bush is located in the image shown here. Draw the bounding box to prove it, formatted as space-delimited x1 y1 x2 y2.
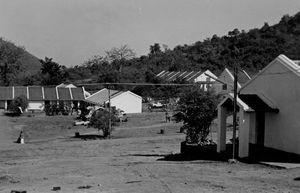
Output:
173 87 219 145
8 95 28 115
89 108 119 138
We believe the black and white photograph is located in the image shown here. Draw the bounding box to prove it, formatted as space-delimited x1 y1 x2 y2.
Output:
0 0 300 192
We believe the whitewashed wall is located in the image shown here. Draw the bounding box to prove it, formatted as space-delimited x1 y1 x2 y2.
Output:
111 91 142 113
240 56 300 155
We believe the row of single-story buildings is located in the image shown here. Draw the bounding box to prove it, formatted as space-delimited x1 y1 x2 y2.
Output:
0 86 86 111
155 68 252 94
0 85 143 114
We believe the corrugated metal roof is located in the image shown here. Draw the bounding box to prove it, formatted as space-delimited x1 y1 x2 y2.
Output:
57 87 71 100
28 87 43 100
44 87 58 100
71 88 85 100
0 87 13 100
228 69 251 85
0 86 85 101
14 86 27 98
156 71 203 82
85 88 125 105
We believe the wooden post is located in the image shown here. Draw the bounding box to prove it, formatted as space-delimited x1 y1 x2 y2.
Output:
232 66 238 161
108 85 112 138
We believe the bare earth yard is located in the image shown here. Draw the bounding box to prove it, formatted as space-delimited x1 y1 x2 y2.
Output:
0 112 299 193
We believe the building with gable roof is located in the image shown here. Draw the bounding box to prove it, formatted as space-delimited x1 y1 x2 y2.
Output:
85 88 142 113
213 68 251 94
217 55 300 159
156 70 217 90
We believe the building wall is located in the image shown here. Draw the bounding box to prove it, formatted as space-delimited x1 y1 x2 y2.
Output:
240 58 300 155
111 92 142 113
194 70 217 91
213 69 244 94
28 101 45 111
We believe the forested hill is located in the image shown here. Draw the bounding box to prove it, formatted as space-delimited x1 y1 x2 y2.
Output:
0 38 42 85
174 12 300 75
1 12 300 86
66 12 300 84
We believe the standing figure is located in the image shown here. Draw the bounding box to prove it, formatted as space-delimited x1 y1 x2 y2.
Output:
17 130 24 144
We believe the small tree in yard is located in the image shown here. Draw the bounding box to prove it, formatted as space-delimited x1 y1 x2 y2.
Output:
89 108 119 138
173 87 219 145
8 95 28 115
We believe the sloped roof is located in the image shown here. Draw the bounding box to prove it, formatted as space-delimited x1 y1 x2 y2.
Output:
226 68 251 85
0 87 13 100
239 93 279 113
240 55 300 93
44 87 58 100
0 86 86 101
85 88 120 105
14 86 27 98
28 87 43 100
156 70 203 82
71 88 85 100
56 83 77 88
218 93 253 112
57 87 71 100
293 60 300 65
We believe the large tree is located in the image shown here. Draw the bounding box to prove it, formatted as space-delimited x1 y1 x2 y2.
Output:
0 38 25 86
40 57 67 85
105 45 136 72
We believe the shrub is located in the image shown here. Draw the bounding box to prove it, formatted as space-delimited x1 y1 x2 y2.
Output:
173 87 219 145
89 108 119 138
8 95 28 115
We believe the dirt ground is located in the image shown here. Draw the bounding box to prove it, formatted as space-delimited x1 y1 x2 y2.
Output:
0 111 299 193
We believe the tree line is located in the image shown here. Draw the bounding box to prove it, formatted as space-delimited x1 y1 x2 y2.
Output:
1 12 300 93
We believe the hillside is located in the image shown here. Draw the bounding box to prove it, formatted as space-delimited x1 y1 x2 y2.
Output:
0 38 42 85
66 11 300 85
19 50 42 75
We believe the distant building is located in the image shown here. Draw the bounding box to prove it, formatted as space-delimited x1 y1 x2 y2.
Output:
57 83 91 98
213 68 251 94
0 86 86 111
155 70 217 90
217 55 300 158
85 88 142 114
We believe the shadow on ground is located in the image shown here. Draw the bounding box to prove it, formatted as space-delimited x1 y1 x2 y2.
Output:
72 134 105 140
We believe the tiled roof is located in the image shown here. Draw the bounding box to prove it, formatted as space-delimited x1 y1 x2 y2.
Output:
28 87 43 100
0 87 13 100
156 71 203 82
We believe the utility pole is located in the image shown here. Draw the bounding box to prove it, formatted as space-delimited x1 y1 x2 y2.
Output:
108 85 112 139
232 65 238 162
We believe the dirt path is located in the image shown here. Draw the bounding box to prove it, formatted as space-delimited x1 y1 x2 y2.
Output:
0 115 299 192
0 114 23 150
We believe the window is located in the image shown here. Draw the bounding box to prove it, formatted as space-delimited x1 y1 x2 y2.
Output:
222 84 227 90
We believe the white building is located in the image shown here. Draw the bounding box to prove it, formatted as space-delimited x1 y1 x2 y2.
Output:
217 55 300 158
156 70 217 90
85 88 142 114
0 86 86 111
213 68 251 94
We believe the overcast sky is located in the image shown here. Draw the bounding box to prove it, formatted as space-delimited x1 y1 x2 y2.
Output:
1 0 300 66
